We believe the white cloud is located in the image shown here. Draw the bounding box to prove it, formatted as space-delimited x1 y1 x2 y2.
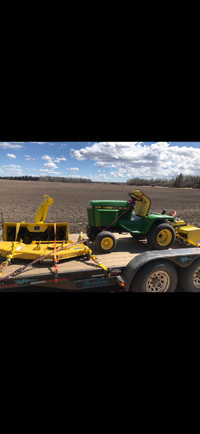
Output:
39 168 63 175
70 142 142 162
42 154 65 170
42 155 52 161
42 155 67 168
7 153 16 159
70 142 200 180
89 173 110 182
1 164 22 176
24 154 36 161
44 162 58 169
110 171 126 178
0 142 23 150
54 157 67 163
2 164 21 168
66 167 79 171
67 174 89 179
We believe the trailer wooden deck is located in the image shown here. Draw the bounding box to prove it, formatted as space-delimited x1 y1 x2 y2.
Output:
0 233 190 283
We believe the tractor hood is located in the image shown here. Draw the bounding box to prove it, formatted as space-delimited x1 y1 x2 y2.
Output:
88 200 130 208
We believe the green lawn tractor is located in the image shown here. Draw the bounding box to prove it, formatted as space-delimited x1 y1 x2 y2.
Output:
86 189 177 252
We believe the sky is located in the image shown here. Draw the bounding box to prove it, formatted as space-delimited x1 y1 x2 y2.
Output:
0 141 200 182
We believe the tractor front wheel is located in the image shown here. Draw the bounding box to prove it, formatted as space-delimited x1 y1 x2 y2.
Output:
147 223 176 250
95 231 117 253
86 225 100 241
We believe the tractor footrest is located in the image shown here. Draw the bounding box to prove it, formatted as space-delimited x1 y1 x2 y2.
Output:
120 224 142 233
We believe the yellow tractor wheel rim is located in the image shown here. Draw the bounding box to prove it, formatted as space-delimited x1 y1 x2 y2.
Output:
100 237 114 250
157 229 172 246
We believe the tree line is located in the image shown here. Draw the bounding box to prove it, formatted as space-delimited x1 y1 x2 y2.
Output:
1 173 200 188
127 174 200 188
0 176 92 183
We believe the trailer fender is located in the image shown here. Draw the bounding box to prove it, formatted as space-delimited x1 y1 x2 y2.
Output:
116 247 200 291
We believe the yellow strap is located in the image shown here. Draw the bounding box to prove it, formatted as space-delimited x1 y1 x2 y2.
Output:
90 254 109 271
0 260 10 276
54 223 58 274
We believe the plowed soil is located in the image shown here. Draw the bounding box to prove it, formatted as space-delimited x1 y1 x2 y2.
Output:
0 180 200 235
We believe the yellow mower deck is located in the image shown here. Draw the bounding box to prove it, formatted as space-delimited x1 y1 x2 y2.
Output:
0 239 91 261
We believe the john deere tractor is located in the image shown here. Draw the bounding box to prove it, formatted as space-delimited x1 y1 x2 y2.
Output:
86 190 177 253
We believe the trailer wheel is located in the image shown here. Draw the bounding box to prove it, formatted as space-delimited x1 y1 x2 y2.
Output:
178 258 200 292
131 260 178 292
95 231 117 253
147 223 176 250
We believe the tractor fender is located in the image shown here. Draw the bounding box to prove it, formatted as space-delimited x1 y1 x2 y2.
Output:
116 247 200 291
146 218 174 231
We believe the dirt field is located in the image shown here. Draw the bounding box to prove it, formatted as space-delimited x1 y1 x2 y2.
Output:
0 180 200 234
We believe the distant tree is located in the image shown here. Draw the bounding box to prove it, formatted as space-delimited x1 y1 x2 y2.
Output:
174 173 184 188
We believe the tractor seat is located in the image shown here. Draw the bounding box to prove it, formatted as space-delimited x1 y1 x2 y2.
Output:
132 190 151 217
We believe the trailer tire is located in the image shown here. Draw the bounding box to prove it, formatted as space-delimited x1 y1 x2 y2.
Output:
178 258 200 292
131 259 178 292
147 223 176 250
95 231 117 253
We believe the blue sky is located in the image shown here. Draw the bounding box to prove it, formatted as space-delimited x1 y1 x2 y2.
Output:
0 141 200 182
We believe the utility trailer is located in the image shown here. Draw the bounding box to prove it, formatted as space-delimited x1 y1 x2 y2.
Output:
1 233 200 292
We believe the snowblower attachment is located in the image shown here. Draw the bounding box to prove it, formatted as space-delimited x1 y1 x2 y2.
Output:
0 195 92 263
0 195 109 275
3 195 69 243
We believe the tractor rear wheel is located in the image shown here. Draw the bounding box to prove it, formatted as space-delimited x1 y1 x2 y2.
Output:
147 223 176 250
95 231 117 253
